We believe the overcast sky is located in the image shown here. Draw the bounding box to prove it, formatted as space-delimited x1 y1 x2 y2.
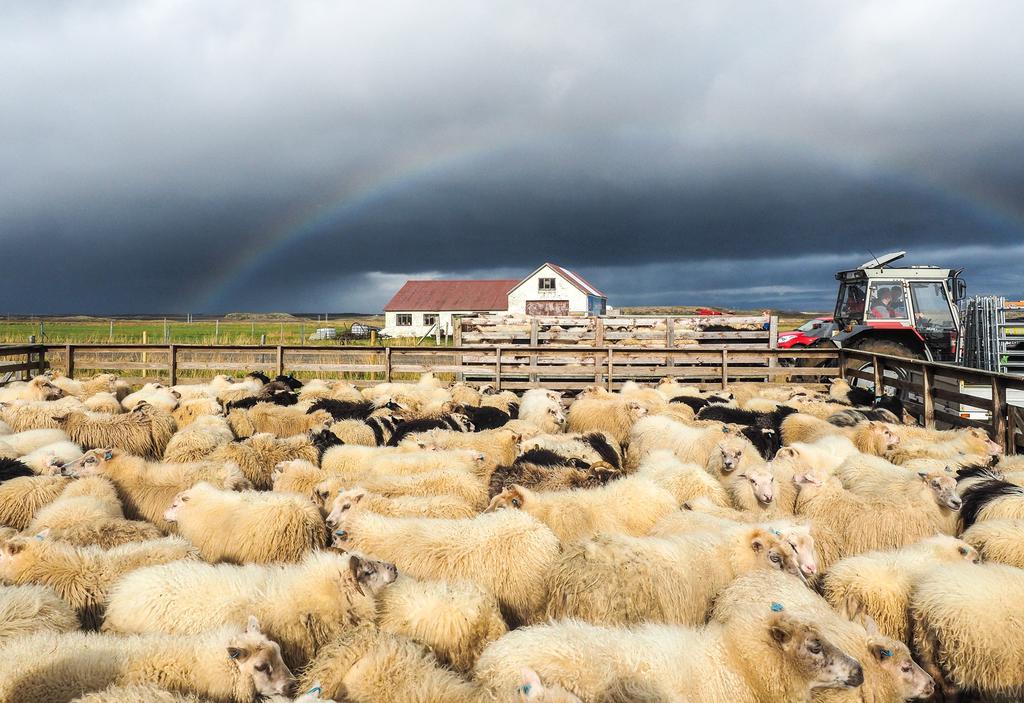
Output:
2 1 1022 314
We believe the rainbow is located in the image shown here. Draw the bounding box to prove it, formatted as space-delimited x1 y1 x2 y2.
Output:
194 134 1024 311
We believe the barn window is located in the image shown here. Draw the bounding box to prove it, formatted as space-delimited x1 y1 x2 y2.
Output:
423 314 438 327
396 314 412 326
538 277 556 291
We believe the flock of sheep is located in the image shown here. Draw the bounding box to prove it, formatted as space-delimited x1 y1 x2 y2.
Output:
0 367 1022 703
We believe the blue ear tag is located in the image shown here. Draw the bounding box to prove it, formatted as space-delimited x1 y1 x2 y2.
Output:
103 451 113 460
307 685 322 695
722 426 729 433
35 534 44 541
770 529 781 536
880 649 893 658
229 651 240 659
770 602 784 612
334 530 347 538
519 684 532 695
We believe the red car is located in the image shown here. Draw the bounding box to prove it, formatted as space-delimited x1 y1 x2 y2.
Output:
777 317 834 348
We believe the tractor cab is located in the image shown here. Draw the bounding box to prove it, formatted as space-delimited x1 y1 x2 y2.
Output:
831 251 966 362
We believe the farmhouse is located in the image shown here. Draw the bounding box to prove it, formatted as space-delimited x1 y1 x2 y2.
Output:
382 262 607 337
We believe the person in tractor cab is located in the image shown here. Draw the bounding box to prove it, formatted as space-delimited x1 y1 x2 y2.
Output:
870 287 896 318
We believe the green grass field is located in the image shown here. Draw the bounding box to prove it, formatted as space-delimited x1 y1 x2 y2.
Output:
0 316 433 346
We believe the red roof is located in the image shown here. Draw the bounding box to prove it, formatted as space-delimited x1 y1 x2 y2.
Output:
384 280 518 312
546 262 605 297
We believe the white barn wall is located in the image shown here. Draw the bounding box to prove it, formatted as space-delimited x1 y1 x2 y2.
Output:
383 310 477 338
507 264 589 314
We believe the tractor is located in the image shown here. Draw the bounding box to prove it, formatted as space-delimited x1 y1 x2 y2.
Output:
816 251 968 387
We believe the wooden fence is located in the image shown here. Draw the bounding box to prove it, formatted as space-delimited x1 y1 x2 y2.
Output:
2 343 1020 453
0 344 48 383
454 314 778 350
35 343 835 391
841 349 1024 453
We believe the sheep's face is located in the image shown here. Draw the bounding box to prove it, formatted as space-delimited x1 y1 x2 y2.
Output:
30 376 64 401
546 406 566 428
920 472 961 511
626 401 648 422
61 448 115 477
866 633 933 700
163 489 193 523
864 422 900 452
347 554 398 596
516 667 583 702
750 530 805 582
228 617 295 697
484 485 527 513
769 614 863 690
964 428 1003 456
739 468 774 505
326 488 365 528
716 441 744 473
780 526 818 576
0 535 42 576
953 541 980 564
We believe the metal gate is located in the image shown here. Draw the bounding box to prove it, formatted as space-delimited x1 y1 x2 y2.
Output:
960 296 1024 374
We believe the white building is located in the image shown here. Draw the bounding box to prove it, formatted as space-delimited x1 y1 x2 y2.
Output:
506 262 607 316
381 262 607 338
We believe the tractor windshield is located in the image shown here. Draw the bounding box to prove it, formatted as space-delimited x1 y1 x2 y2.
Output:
909 281 956 332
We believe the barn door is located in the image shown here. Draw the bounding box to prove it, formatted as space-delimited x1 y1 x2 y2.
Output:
526 300 569 315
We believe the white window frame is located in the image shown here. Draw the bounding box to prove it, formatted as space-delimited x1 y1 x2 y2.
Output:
538 277 556 291
395 314 413 326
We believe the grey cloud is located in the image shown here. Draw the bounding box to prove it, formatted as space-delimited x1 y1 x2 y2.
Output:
0 1 1021 313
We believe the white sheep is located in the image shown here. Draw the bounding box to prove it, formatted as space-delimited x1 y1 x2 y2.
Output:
332 507 559 626
164 482 325 564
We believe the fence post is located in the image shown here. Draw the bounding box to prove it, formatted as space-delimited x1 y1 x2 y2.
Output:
37 346 46 376
992 377 1008 451
276 346 284 377
721 349 729 390
65 345 74 379
384 347 392 383
494 347 502 391
665 317 675 369
530 320 540 384
873 355 884 396
606 349 614 391
768 316 778 375
169 345 177 386
838 350 847 380
921 364 935 430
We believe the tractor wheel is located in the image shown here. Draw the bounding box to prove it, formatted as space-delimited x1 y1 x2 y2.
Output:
844 339 923 398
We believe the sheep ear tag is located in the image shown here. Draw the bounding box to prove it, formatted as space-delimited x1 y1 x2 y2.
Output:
770 602 784 612
103 451 113 460
880 648 893 658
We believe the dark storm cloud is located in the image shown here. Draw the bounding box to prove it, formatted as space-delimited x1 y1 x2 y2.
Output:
1 1 1022 313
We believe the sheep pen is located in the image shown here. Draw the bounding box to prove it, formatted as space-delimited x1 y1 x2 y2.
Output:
0 367 1020 702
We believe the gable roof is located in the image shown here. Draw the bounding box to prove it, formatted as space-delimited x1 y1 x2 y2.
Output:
509 262 606 298
384 280 518 312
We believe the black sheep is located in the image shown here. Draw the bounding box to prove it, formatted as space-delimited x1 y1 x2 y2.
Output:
386 414 474 446
696 405 797 432
309 428 344 460
959 475 1024 531
669 396 709 413
307 399 402 421
274 374 304 390
245 371 271 384
740 427 781 460
456 405 511 431
583 432 623 470
0 458 35 484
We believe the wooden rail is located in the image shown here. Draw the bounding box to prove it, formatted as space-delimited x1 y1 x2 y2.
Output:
29 343 837 391
0 344 48 383
5 343 1019 454
839 349 1024 454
